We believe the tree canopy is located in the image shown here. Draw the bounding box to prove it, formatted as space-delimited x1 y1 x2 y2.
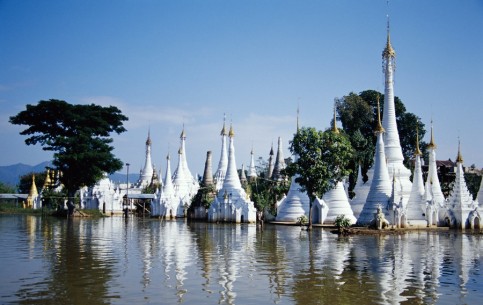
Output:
10 99 128 213
284 127 353 229
335 90 425 194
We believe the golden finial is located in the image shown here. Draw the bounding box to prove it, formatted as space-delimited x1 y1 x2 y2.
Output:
43 168 52 189
332 101 339 134
414 125 422 156
228 122 234 138
220 113 227 136
456 138 463 163
375 96 385 133
146 128 152 146
427 120 437 149
382 15 396 58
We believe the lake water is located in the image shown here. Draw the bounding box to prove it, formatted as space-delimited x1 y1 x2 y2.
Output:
0 215 482 305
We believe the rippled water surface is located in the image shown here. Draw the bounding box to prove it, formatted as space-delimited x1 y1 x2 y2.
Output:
0 215 482 304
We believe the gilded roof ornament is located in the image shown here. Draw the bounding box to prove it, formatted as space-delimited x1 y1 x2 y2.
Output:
456 139 464 163
414 125 422 156
382 16 396 59
29 174 38 197
427 121 437 149
375 96 385 133
220 113 227 136
146 129 152 146
332 102 339 134
228 123 234 138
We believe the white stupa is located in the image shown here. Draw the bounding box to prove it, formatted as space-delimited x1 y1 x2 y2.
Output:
322 181 357 225
157 153 178 218
271 137 286 181
357 99 392 225
477 178 483 205
424 123 447 227
446 143 480 229
214 117 228 191
247 148 258 181
405 129 427 226
208 124 256 223
381 20 413 207
350 164 371 219
171 127 199 217
137 130 154 188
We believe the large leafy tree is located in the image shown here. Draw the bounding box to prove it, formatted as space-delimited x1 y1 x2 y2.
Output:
335 90 425 194
10 99 128 214
284 127 353 229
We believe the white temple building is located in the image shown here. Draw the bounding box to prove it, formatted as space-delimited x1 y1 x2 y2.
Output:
136 130 154 188
247 148 258 181
207 124 256 223
445 143 480 229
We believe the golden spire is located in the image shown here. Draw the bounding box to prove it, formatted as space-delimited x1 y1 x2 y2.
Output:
332 101 339 134
382 15 396 58
146 128 152 146
228 123 234 138
220 113 227 136
456 139 463 163
43 168 52 189
375 96 385 133
414 125 422 156
29 174 38 197
427 120 437 149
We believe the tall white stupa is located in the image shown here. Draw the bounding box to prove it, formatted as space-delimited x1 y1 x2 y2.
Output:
357 99 392 225
138 130 154 188
381 18 413 206
171 127 199 216
406 128 426 226
214 116 228 191
350 164 371 219
424 123 447 226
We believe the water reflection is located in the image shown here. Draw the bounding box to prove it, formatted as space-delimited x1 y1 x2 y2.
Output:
0 215 482 305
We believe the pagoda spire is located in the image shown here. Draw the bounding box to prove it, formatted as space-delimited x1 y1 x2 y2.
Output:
357 98 392 225
221 123 242 192
140 129 154 187
332 101 339 134
248 147 258 181
406 126 426 225
380 14 412 206
214 115 228 191
271 137 286 181
424 121 445 207
202 151 214 186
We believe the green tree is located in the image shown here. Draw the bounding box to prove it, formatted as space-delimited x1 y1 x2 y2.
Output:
10 99 128 215
284 127 353 230
18 171 47 194
0 182 16 193
335 90 425 194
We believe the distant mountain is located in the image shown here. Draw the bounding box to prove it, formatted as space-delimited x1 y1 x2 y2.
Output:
0 162 135 187
0 161 52 186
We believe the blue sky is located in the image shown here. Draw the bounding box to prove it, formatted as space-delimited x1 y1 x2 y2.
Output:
1 0 482 177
